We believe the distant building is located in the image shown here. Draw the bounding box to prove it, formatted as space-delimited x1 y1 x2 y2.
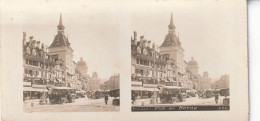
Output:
76 57 88 74
198 71 212 90
75 57 88 90
103 74 120 90
87 72 100 91
212 74 229 89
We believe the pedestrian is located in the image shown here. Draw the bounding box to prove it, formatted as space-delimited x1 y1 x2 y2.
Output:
215 93 219 104
105 94 109 105
132 93 136 105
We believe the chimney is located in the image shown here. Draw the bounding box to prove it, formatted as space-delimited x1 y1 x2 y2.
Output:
140 36 144 41
134 31 137 41
37 41 40 49
41 43 45 50
147 40 151 48
29 36 33 44
143 39 147 47
23 32 26 46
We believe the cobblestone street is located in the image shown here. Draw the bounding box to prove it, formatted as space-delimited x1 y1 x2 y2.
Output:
24 97 119 112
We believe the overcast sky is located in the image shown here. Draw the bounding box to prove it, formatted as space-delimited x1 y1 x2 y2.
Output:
1 0 246 80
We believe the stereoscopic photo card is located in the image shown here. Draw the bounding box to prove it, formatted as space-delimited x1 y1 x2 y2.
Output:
1 0 248 121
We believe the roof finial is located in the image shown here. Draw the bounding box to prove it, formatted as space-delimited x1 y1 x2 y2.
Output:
57 13 65 30
59 13 63 26
168 13 176 29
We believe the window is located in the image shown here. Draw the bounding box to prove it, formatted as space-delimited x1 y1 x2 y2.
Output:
33 61 38 66
140 60 144 65
136 59 140 64
29 70 33 76
29 60 33 65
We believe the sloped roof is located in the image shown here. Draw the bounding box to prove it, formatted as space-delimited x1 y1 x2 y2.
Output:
49 32 70 48
160 32 180 47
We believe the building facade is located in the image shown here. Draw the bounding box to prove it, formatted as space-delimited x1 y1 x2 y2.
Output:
23 32 66 100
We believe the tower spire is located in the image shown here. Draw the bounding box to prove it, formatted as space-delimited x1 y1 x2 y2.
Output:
57 13 65 31
168 13 176 30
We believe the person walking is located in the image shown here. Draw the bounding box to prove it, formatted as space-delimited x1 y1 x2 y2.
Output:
215 93 219 104
105 94 109 105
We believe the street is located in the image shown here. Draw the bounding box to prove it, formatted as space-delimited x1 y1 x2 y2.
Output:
24 97 119 112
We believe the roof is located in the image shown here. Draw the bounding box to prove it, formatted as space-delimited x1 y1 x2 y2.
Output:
49 32 70 48
49 14 70 48
160 32 180 47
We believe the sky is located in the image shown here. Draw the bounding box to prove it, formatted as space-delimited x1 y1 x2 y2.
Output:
0 0 246 80
129 0 246 81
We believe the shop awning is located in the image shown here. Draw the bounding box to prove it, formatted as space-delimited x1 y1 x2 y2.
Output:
131 86 146 91
163 86 184 89
23 87 48 92
53 86 73 90
131 81 142 86
144 87 159 92
143 84 157 88
23 82 31 86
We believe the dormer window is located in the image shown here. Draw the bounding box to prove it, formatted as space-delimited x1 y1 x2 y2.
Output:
26 47 31 55
143 48 147 55
137 46 141 54
32 49 37 56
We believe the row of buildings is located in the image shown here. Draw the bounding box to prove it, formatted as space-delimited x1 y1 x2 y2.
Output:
23 14 101 99
131 13 229 100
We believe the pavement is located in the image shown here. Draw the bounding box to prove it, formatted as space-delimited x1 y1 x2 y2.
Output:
24 97 119 112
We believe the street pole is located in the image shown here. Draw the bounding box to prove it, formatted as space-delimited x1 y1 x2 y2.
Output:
151 44 158 104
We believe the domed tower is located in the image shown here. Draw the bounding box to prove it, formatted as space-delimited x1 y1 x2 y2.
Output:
92 72 98 79
76 57 88 74
203 71 209 78
187 57 199 74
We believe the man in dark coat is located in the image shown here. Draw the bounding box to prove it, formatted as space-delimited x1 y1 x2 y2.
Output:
105 94 109 105
215 93 219 104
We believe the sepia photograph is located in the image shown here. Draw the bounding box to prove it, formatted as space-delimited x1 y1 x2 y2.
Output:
22 13 120 112
131 9 239 111
1 0 248 121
